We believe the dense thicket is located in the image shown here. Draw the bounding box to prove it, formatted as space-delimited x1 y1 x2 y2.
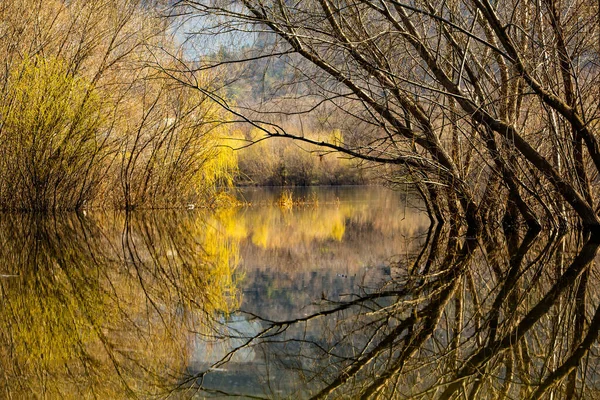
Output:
173 0 600 231
0 0 235 211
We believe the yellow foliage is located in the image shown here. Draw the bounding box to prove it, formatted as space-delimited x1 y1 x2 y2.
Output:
0 1 239 211
0 56 107 210
278 189 294 209
330 129 343 146
115 75 238 209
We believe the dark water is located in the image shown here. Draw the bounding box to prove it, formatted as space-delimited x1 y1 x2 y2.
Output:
1 186 600 399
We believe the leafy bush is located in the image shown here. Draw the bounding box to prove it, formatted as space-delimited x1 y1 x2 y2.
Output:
0 1 238 212
0 56 107 211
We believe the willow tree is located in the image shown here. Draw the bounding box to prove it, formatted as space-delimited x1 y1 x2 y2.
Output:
0 0 236 211
171 0 600 230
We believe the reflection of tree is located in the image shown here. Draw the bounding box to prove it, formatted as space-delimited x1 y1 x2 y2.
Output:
183 223 600 399
224 187 429 263
0 213 238 398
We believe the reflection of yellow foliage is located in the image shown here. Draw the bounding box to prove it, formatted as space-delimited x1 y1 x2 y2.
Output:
215 188 431 250
218 203 355 248
252 223 270 248
330 219 345 241
200 218 240 313
0 213 239 398
215 207 248 239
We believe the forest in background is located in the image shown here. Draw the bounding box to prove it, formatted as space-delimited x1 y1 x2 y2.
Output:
202 41 382 186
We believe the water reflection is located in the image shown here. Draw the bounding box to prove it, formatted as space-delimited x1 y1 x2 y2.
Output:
3 187 600 399
0 212 238 398
189 189 600 399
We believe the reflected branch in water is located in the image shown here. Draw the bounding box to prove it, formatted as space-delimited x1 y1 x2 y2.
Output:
439 234 600 400
0 212 239 398
181 220 600 400
4 189 600 399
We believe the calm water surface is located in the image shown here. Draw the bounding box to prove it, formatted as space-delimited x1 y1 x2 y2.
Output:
2 186 600 399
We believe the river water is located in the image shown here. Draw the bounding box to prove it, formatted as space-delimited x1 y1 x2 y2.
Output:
1 186 599 399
